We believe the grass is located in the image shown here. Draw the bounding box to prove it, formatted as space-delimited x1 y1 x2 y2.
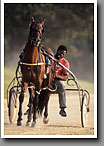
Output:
4 67 94 99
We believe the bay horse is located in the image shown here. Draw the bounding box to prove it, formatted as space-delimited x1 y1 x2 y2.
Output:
17 17 55 127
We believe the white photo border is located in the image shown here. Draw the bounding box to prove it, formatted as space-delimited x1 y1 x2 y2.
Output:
1 0 97 138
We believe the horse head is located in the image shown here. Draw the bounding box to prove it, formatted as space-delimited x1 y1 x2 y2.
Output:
28 16 45 46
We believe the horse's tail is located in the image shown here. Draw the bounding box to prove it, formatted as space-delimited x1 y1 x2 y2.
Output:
37 90 50 116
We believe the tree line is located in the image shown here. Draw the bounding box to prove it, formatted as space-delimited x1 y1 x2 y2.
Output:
4 3 94 81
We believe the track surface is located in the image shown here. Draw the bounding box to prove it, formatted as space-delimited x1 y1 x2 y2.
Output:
4 92 94 136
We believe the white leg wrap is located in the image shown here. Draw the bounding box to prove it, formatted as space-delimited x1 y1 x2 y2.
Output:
44 74 47 79
36 90 40 95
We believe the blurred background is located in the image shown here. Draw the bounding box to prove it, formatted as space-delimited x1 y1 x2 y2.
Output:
4 3 94 82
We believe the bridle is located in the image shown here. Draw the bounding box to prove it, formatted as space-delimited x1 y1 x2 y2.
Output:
29 21 44 46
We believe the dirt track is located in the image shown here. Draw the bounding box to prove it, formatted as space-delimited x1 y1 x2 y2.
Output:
4 92 94 136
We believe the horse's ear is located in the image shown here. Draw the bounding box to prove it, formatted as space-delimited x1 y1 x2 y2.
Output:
31 16 35 22
41 19 45 25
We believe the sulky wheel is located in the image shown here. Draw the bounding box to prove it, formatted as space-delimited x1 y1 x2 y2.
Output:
8 88 17 123
81 93 90 127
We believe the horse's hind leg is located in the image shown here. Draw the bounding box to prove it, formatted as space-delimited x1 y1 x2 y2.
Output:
17 82 28 126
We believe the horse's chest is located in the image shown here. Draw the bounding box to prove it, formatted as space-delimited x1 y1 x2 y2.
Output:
22 65 40 80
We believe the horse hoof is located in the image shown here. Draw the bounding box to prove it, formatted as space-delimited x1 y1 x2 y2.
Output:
31 122 36 128
26 121 30 126
43 117 49 124
17 121 22 126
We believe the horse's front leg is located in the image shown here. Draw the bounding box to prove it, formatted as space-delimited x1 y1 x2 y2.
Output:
43 94 50 124
17 82 28 126
31 91 39 127
26 88 34 126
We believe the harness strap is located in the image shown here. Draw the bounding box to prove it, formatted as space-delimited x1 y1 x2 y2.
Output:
19 62 45 66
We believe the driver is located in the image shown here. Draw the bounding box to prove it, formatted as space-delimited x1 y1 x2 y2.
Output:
55 45 69 117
